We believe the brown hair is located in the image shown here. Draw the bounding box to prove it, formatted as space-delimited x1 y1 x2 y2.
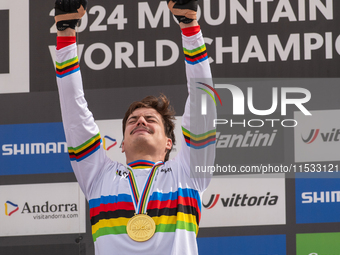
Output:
122 94 176 162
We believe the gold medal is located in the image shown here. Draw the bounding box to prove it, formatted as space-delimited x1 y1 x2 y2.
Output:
126 213 156 242
127 163 163 242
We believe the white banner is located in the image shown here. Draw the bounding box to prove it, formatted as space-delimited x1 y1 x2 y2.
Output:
0 0 29 94
294 109 340 162
0 183 86 236
200 175 286 227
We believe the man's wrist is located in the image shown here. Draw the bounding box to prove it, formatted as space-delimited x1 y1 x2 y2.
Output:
57 28 76 37
179 20 198 29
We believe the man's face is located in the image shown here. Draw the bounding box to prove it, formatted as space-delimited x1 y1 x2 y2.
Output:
122 108 172 160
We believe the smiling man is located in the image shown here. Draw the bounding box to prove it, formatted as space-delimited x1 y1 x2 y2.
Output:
122 102 173 164
55 0 216 254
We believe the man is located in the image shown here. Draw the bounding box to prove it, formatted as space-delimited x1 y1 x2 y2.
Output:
55 0 216 254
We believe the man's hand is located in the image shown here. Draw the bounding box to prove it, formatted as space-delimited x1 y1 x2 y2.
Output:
167 0 198 25
55 0 88 31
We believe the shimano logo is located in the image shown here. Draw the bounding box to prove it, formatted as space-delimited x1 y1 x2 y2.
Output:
302 191 340 203
2 142 67 156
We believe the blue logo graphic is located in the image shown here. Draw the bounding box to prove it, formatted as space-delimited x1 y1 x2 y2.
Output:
296 174 340 223
0 122 72 175
198 235 286 255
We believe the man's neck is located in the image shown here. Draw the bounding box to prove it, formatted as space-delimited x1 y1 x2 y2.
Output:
126 153 164 166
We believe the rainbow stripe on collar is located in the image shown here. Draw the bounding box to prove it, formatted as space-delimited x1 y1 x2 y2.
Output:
127 160 155 169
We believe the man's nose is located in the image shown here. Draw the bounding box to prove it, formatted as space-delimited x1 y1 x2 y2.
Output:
136 116 147 126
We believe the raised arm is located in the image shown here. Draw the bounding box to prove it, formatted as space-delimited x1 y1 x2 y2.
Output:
168 0 217 191
55 0 114 198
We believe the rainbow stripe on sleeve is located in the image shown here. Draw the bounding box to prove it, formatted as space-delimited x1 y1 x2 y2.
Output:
68 133 101 162
89 188 201 242
56 56 80 78
182 127 216 149
183 44 208 65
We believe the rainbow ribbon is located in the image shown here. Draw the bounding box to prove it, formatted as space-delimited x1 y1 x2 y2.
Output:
127 162 163 214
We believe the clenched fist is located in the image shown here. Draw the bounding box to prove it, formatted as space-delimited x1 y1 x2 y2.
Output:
55 0 88 31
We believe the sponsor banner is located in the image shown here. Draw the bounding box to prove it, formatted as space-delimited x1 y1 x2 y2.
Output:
198 235 286 255
296 232 340 255
294 109 340 163
28 0 340 93
0 123 72 176
0 182 86 236
200 175 286 227
214 113 284 166
0 0 29 93
96 116 183 163
296 176 340 223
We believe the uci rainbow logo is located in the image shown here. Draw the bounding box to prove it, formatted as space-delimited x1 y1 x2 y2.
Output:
5 201 19 216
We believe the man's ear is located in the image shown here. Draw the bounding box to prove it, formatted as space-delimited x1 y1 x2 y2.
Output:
166 138 172 151
121 140 125 153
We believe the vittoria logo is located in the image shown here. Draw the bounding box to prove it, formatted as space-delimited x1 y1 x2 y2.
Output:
203 192 278 209
302 129 319 144
203 194 220 209
302 128 340 144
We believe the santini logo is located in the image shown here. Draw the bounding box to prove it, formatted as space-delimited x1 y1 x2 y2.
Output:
302 191 340 203
302 128 340 144
2 142 67 156
216 130 277 148
203 192 278 209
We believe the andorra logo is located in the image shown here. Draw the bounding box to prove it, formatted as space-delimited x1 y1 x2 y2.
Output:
4 201 19 216
103 135 117 151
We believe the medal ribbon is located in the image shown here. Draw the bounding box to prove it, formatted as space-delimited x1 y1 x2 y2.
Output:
128 161 163 214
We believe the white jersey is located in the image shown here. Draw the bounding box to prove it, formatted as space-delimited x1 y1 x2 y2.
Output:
56 30 216 255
